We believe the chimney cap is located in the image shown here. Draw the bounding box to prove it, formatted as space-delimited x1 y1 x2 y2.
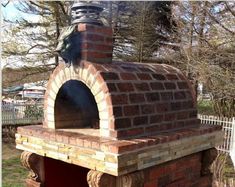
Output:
71 2 104 25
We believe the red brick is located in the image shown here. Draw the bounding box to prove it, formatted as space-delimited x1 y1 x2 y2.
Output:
141 104 155 114
166 74 179 80
113 106 123 117
185 119 200 126
172 170 185 181
100 72 119 80
156 103 170 113
166 132 180 141
117 127 144 137
177 82 189 89
144 181 157 187
181 101 193 109
149 166 166 180
85 33 104 41
150 82 164 90
196 176 212 187
129 93 145 103
137 73 152 80
177 112 189 120
105 37 113 45
123 105 140 116
158 175 171 186
174 91 186 100
164 113 176 121
164 82 176 90
171 102 181 111
117 83 134 92
81 41 113 52
138 67 154 72
110 94 128 105
108 141 137 153
93 64 107 72
163 123 174 130
146 92 160 102
145 125 161 133
93 44 113 51
185 91 193 99
141 153 209 187
103 83 117 92
79 24 111 34
96 27 113 35
152 73 166 80
160 92 173 101
150 115 163 123
164 66 178 73
120 73 137 80
77 23 95 32
115 118 131 129
81 42 94 49
82 51 112 59
167 179 189 187
153 134 170 143
120 65 138 72
135 83 150 91
189 110 197 117
133 116 148 126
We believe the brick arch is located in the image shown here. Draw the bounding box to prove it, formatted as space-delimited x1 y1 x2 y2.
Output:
44 61 198 139
43 61 113 138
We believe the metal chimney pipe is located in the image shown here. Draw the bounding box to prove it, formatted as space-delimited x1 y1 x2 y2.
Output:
71 2 104 25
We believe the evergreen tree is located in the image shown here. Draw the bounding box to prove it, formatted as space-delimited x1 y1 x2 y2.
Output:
110 1 175 62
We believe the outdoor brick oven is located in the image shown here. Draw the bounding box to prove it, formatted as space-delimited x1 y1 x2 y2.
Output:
16 3 223 187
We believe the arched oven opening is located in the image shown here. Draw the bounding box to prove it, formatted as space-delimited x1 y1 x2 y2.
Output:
54 80 99 130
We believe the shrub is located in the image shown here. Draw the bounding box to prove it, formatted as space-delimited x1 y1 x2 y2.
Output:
24 105 43 120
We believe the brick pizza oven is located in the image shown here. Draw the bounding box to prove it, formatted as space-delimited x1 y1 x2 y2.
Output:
16 3 223 187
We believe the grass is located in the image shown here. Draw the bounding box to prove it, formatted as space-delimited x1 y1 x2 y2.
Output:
224 155 235 179
2 143 28 187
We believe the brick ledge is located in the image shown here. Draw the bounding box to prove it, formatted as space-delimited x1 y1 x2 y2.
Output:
16 125 222 176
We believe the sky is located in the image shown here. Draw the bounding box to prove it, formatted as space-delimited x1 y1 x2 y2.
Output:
2 1 21 21
2 1 40 22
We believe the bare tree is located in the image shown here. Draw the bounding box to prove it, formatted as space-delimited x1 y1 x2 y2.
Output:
171 1 235 117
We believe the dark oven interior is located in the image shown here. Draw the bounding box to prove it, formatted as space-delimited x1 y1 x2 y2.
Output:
54 80 99 129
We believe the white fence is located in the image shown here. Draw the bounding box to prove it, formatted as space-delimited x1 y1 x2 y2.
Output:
2 102 44 125
198 114 235 167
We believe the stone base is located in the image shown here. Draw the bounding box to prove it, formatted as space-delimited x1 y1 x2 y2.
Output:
21 149 216 187
16 124 222 176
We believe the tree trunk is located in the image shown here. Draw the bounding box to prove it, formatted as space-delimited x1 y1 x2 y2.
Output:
55 5 60 66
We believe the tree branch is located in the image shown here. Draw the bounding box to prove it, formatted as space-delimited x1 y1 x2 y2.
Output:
1 0 9 7
207 9 235 35
225 2 235 17
58 2 67 15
